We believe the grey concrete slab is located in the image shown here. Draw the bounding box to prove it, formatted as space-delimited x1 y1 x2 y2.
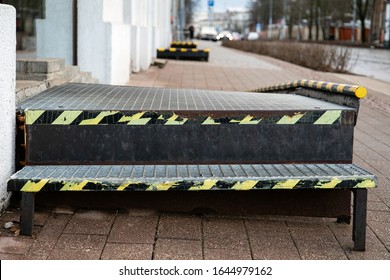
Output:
101 243 153 260
154 238 202 260
204 247 252 260
0 236 33 255
249 234 300 260
47 233 106 260
157 214 201 240
108 215 158 244
63 210 116 235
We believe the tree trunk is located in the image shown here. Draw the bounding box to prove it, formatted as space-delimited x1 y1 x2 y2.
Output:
309 0 314 40
315 3 319 40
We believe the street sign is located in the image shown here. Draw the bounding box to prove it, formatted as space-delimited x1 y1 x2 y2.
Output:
208 0 214 7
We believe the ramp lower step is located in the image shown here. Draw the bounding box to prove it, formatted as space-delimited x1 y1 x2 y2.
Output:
7 164 376 192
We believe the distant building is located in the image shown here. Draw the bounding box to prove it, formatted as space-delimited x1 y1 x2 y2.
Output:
194 7 250 36
225 7 251 34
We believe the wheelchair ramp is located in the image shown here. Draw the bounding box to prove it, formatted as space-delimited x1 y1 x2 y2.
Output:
17 83 356 166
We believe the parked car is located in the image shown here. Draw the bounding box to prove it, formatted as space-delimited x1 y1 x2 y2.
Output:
247 32 259 41
216 30 233 41
231 32 242 40
199 27 218 41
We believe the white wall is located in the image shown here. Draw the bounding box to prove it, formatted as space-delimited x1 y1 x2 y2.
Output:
78 0 132 85
36 0 73 65
0 4 16 212
36 0 172 84
128 0 172 72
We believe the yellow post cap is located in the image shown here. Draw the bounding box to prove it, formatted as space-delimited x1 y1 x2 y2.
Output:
355 86 367 99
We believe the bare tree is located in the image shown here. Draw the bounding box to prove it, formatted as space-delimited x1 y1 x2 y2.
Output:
185 0 200 25
249 0 284 33
356 0 372 43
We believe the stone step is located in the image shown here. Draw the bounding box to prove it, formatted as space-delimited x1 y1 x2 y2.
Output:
16 58 98 86
16 58 65 75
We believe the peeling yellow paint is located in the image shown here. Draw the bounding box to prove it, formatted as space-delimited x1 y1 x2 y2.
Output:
52 111 83 125
60 180 90 191
189 179 218 190
21 179 49 192
26 110 45 125
273 179 300 189
79 111 119 125
314 110 341 125
232 180 258 190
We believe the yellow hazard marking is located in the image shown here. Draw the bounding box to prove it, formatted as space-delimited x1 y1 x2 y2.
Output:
277 113 304 124
314 110 341 125
230 115 261 125
60 180 90 191
26 110 45 125
293 80 299 87
52 111 83 125
192 49 199 52
204 48 210 52
158 48 165 51
21 179 49 192
315 178 342 189
119 112 151 125
326 83 333 91
355 179 376 189
146 182 177 191
316 81 324 89
308 81 314 87
117 182 131 191
79 111 118 125
189 179 218 191
336 84 345 93
273 179 300 189
169 48 176 52
232 180 258 190
165 113 188 125
202 117 220 125
354 86 367 99
180 48 187 52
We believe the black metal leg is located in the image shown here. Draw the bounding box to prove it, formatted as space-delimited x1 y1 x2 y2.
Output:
337 215 351 224
20 192 35 236
352 189 367 251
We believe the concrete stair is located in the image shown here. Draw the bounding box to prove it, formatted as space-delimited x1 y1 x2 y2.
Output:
16 58 98 87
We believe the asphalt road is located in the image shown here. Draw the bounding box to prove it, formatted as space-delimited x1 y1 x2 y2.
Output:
348 47 390 83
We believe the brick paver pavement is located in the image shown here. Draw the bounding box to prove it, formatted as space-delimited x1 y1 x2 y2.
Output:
1 40 389 260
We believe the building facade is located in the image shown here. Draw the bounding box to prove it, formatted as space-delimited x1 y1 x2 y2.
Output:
36 0 173 85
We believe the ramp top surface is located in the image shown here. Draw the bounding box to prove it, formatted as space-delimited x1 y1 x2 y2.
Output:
17 83 353 112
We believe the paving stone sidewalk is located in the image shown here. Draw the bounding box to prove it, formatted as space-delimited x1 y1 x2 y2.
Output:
1 40 389 260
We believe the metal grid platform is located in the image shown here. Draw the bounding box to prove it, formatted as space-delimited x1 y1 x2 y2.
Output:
8 164 376 192
17 83 353 112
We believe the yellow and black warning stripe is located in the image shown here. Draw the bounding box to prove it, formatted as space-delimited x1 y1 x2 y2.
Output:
24 110 354 126
157 47 209 61
8 177 376 192
252 80 367 99
170 41 198 48
157 47 210 53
